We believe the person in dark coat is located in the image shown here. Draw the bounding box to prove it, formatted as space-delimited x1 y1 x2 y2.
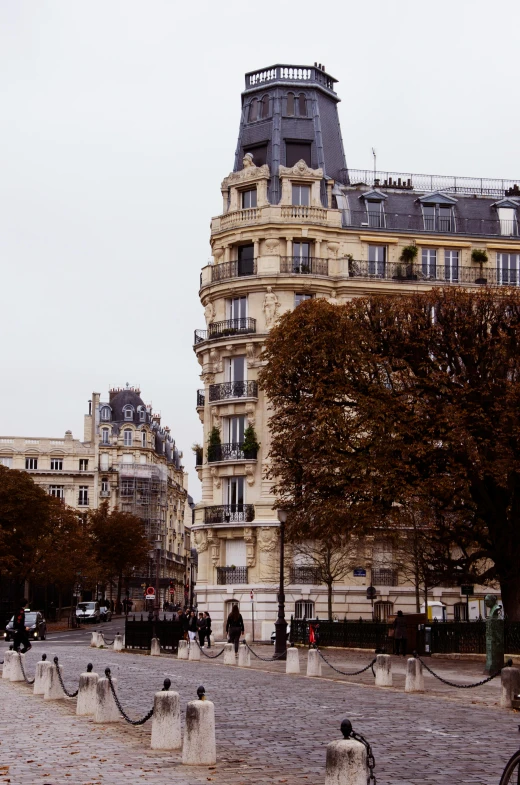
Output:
226 604 245 654
13 604 31 654
187 611 198 642
393 610 407 655
203 611 212 648
196 612 206 647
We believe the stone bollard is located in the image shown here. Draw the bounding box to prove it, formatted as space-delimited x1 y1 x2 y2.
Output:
113 633 124 652
223 643 235 665
151 679 181 750
34 656 51 695
286 647 300 674
44 662 65 700
307 648 322 677
188 641 201 662
96 631 105 648
76 664 99 716
500 664 520 708
182 686 216 765
238 643 250 668
9 652 24 682
405 657 424 693
374 654 392 687
151 637 161 656
177 640 188 660
94 670 120 723
90 631 98 647
325 719 368 785
2 650 13 680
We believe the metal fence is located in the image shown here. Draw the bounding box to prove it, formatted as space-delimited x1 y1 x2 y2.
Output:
428 620 520 655
290 618 389 650
124 615 183 651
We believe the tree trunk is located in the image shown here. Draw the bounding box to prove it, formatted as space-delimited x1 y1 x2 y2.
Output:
58 591 62 622
500 577 520 621
423 580 428 620
414 568 420 613
116 572 123 614
327 581 333 621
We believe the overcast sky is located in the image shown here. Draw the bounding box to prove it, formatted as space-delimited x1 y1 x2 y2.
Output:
1 0 519 501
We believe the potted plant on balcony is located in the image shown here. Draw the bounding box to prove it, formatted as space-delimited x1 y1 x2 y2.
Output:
472 248 488 284
207 426 221 463
192 443 203 467
242 424 260 460
395 244 418 280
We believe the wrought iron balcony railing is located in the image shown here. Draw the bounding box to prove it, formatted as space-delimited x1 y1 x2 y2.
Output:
196 390 205 407
211 259 257 282
204 504 255 524
208 380 258 402
290 567 321 584
194 318 257 345
217 566 249 585
372 568 398 586
346 259 517 286
280 257 329 276
344 210 519 238
207 443 257 463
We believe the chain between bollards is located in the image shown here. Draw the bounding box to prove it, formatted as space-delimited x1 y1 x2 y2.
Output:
104 667 155 725
316 647 377 677
195 640 226 659
245 641 288 662
412 651 511 689
341 719 377 785
19 653 35 685
54 657 79 697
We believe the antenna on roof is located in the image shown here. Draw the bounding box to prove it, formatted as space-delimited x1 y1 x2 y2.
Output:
372 148 376 181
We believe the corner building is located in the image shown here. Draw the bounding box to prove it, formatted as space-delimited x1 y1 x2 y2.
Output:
194 63 517 637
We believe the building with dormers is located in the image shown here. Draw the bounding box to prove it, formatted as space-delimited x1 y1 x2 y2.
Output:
193 63 514 637
0 386 191 609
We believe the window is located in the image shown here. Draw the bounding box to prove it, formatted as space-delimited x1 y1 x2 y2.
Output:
124 429 133 446
249 97 258 122
142 431 147 448
237 244 255 276
101 478 109 496
100 407 111 421
498 207 518 236
0 457 12 468
226 538 247 567
123 406 133 421
422 203 454 232
241 189 257 209
100 453 109 470
292 185 310 206
260 94 270 118
454 602 468 621
101 428 110 445
294 293 314 308
243 144 268 167
78 486 88 506
286 141 312 168
227 296 247 321
298 92 307 117
497 253 520 285
25 457 38 470
79 459 89 471
286 92 295 116
138 407 146 422
226 356 246 397
292 241 311 272
366 200 385 228
50 458 63 471
226 476 245 509
368 246 386 277
121 479 134 496
295 600 314 620
225 416 246 445
374 601 393 622
444 249 459 282
49 485 64 499
421 248 437 279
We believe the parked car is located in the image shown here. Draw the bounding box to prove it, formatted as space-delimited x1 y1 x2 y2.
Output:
100 606 112 622
270 624 290 645
4 611 47 642
75 602 101 624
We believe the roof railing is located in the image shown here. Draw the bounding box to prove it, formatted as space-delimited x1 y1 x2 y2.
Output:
345 169 520 199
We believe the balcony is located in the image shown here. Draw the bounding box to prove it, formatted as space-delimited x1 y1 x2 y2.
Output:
372 568 398 586
194 318 257 346
281 205 327 222
208 380 258 403
280 257 329 276
100 489 110 497
346 259 514 287
220 208 258 230
217 566 249 585
290 567 321 585
196 390 205 407
344 210 519 238
208 443 257 463
204 504 255 524
211 259 257 282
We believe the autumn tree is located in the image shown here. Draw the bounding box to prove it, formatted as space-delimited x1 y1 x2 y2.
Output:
259 289 520 619
89 502 151 609
292 538 356 620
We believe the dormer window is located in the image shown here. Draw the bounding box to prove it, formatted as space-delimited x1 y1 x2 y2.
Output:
123 405 133 421
419 192 457 232
100 406 111 421
124 428 133 446
249 98 258 122
241 188 257 209
493 199 519 236
360 191 387 229
138 406 146 422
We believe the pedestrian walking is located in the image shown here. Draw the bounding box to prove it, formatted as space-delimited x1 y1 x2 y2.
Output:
203 611 212 648
393 610 407 656
226 604 244 654
13 603 31 654
197 612 206 647
187 610 198 642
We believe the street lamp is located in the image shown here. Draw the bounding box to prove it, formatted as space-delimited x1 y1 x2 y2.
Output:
154 536 161 622
274 509 287 659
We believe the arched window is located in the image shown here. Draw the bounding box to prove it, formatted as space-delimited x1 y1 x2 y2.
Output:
138 406 146 422
124 428 133 446
100 406 111 421
295 600 314 620
286 92 295 116
260 94 270 119
141 431 147 448
374 601 393 622
249 98 258 122
123 405 134 421
298 92 307 117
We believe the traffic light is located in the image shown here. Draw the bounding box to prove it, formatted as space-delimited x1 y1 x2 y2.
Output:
169 580 174 589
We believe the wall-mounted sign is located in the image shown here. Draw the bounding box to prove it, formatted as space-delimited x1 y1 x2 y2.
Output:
353 568 367 577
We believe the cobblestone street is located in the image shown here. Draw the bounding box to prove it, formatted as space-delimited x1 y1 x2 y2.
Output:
1 640 519 785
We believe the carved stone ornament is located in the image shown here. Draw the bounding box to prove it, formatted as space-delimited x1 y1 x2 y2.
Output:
213 247 224 261
257 527 278 552
204 300 215 325
200 371 215 385
210 466 221 489
327 242 340 257
221 162 270 189
263 286 280 328
194 529 208 553
279 159 323 180
245 402 256 425
328 289 340 305
207 529 220 567
245 464 255 486
264 238 279 253
244 527 256 567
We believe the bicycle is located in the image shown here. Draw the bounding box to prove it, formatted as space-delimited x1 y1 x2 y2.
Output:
499 749 520 784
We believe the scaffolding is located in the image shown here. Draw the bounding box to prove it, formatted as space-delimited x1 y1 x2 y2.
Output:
117 463 168 543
